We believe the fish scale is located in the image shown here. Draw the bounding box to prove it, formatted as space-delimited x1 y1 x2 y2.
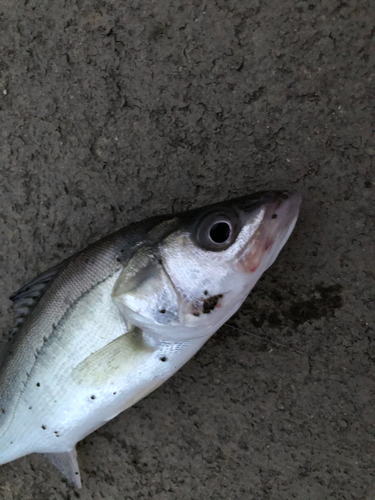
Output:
0 191 301 487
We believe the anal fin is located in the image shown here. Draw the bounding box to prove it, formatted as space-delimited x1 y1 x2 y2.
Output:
45 448 82 488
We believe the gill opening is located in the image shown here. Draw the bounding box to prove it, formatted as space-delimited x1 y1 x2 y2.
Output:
158 256 186 323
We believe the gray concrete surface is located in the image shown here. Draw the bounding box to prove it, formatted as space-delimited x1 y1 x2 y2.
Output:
0 0 374 498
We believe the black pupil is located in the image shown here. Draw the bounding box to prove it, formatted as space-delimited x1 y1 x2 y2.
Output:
209 222 231 244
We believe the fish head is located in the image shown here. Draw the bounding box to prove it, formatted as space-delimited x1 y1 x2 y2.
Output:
113 191 302 341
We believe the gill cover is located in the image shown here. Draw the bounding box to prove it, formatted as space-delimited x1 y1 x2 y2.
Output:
112 250 180 329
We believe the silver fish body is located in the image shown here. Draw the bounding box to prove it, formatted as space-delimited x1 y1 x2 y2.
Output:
0 190 301 487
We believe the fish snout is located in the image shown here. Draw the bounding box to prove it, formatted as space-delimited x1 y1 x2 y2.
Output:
237 190 302 274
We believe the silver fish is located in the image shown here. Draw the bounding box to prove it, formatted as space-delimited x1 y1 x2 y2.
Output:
0 190 301 487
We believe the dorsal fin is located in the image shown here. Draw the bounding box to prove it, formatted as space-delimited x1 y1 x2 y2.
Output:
9 259 68 335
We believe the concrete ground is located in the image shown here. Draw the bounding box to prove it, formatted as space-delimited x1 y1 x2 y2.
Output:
0 0 374 498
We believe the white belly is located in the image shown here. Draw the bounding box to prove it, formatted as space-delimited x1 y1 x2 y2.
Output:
0 273 207 462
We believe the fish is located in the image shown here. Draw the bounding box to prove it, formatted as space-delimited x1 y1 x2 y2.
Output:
0 190 301 488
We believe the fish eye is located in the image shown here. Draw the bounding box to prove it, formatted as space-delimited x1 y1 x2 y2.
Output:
195 209 240 251
209 221 232 244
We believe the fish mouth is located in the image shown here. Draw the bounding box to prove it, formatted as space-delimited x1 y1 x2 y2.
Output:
237 190 302 273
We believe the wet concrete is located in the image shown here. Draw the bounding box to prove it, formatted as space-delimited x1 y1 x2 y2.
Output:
0 0 374 498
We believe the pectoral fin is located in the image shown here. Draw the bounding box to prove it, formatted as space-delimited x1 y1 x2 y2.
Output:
45 448 81 488
72 327 154 386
